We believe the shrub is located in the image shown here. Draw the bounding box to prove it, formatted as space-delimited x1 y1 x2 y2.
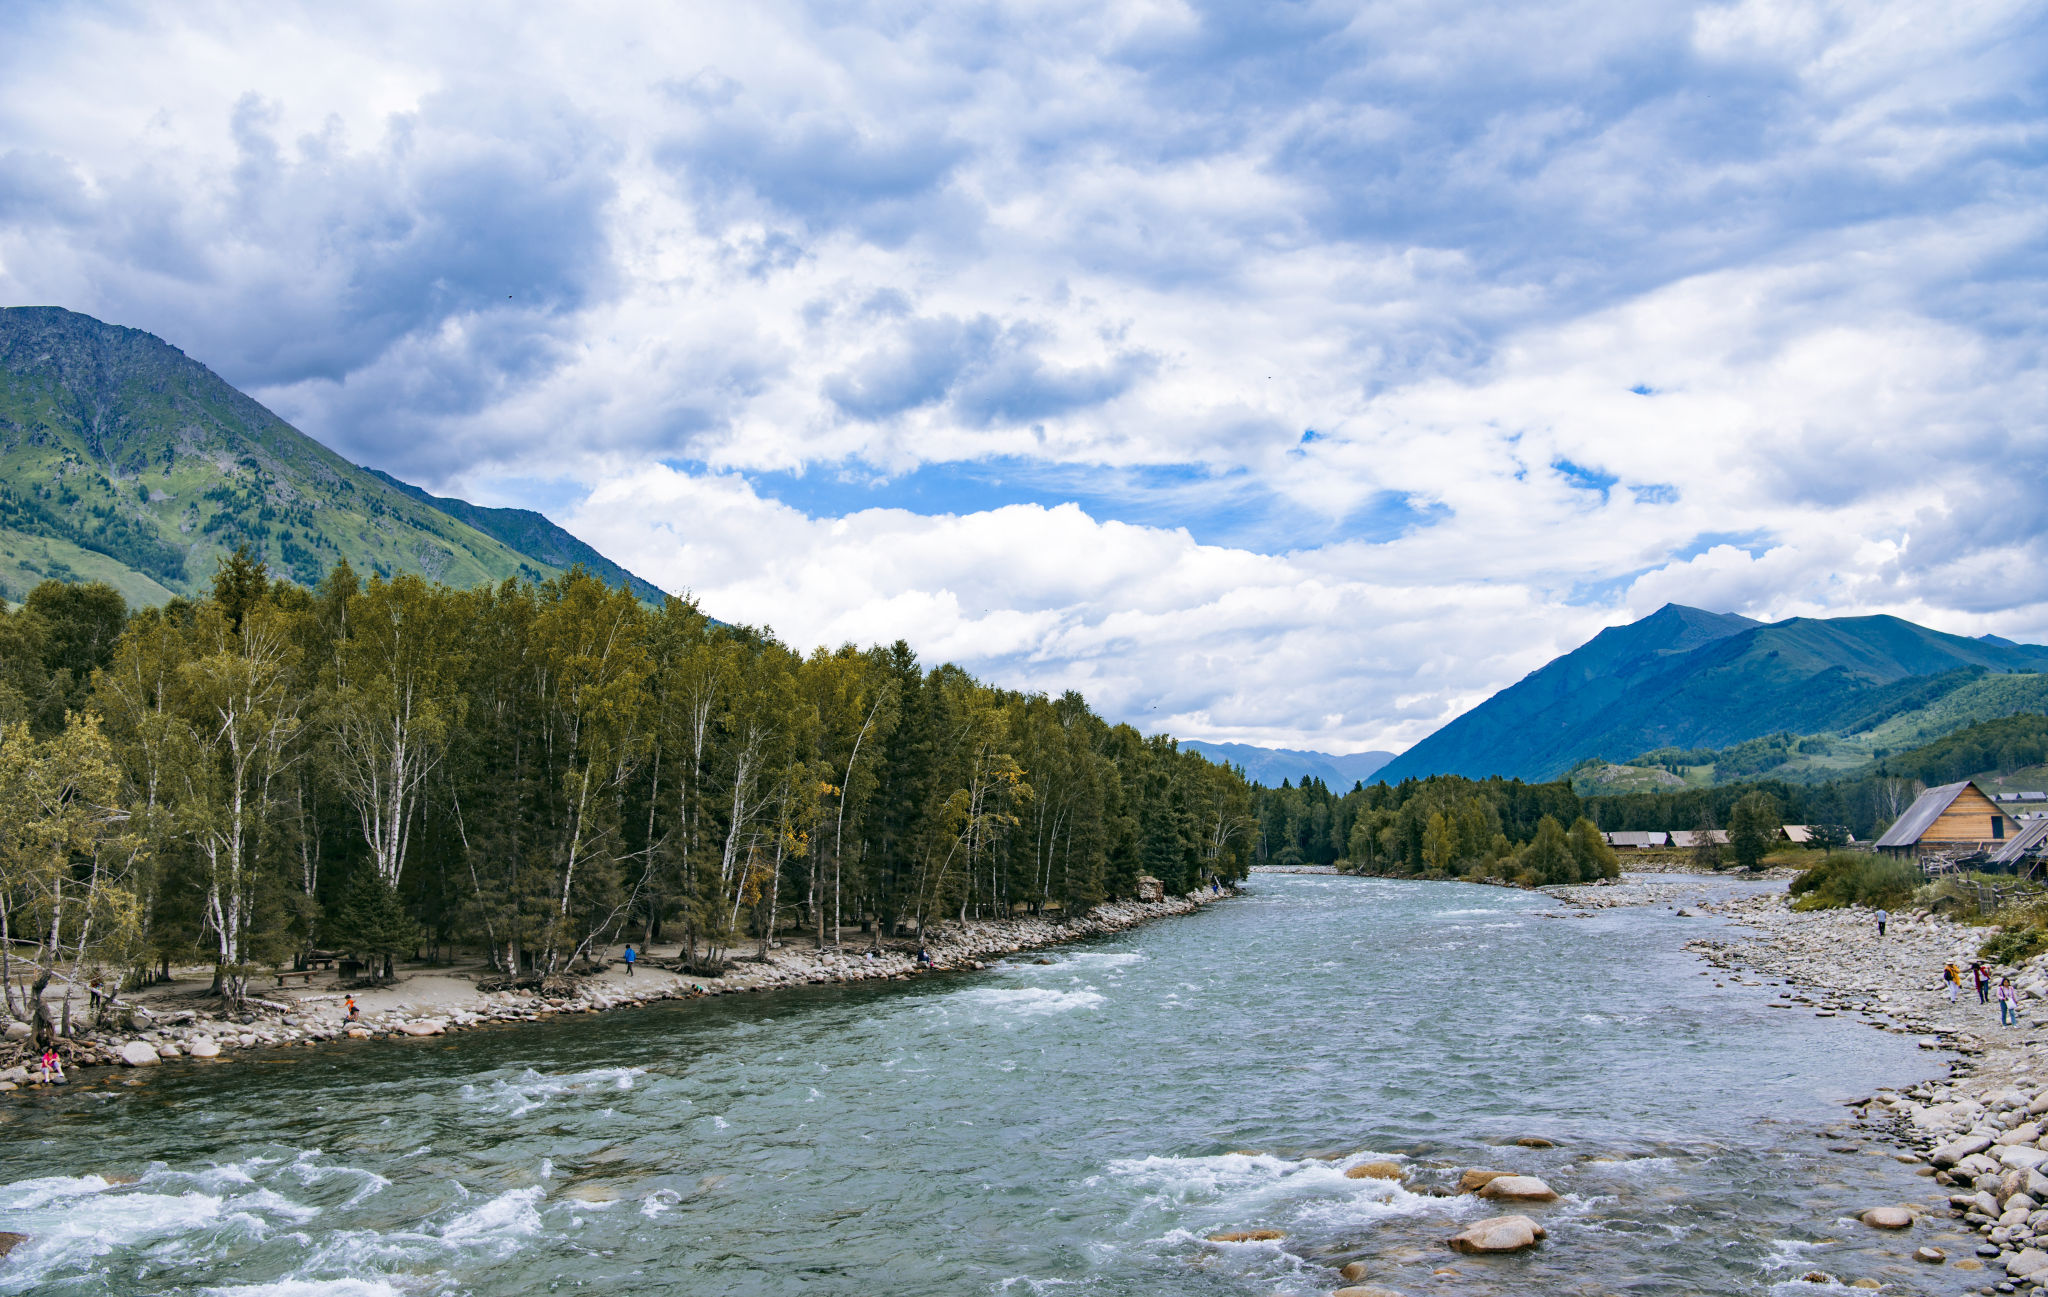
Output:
1788 853 1920 911
1981 924 2048 965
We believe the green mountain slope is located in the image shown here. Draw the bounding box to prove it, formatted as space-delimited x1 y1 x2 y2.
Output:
0 306 665 605
1379 604 2048 784
363 468 666 605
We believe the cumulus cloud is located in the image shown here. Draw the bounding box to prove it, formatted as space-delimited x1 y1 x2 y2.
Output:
2 0 2045 750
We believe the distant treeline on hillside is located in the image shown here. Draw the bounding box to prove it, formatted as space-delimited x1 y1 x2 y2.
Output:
1253 708 2048 875
1254 775 1618 885
0 555 1256 1006
1582 713 2048 837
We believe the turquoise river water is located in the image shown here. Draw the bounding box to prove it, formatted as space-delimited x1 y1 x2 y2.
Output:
0 874 1985 1295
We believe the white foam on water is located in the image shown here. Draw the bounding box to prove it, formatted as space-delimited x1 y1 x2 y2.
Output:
1437 908 1507 917
953 987 1106 1017
1760 1236 1830 1270
1066 952 1143 968
462 1065 648 1117
0 1178 229 1295
203 1282 404 1297
439 1184 544 1248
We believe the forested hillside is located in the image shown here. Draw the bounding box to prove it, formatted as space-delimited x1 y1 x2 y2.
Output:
0 559 1254 1008
1579 714 2048 840
1379 603 2048 783
0 307 663 605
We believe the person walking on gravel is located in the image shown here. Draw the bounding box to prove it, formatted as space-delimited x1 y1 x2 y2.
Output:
1943 963 1962 1004
623 944 637 977
1875 908 1888 938
2000 977 2020 1027
1975 962 1993 1004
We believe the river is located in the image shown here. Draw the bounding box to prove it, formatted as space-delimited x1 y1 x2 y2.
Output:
0 873 1980 1295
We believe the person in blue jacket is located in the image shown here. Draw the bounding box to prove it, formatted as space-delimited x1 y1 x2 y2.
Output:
623 944 637 977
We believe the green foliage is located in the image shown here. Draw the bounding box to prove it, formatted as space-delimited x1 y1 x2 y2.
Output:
1870 714 2048 787
1727 791 1783 871
13 561 1255 1002
327 871 415 978
1318 774 1577 880
1982 925 2048 964
1787 853 1920 910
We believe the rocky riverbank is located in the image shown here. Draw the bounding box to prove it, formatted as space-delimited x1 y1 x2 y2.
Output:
1553 880 2048 1287
0 888 1233 1091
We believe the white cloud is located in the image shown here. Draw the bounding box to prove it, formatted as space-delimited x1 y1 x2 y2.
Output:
3 0 2046 751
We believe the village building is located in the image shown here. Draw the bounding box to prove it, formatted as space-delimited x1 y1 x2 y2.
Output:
1989 814 2048 872
1875 780 2021 857
1668 829 1729 849
1602 830 1668 849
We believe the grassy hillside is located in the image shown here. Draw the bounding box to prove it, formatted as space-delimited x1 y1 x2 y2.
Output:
1380 602 2048 784
0 307 663 604
1614 670 2048 785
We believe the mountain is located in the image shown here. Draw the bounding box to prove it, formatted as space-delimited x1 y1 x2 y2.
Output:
1178 740 1394 789
363 468 666 605
1377 603 2048 784
0 306 667 606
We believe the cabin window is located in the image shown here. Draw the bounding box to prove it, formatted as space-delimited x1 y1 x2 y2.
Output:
1993 816 2005 840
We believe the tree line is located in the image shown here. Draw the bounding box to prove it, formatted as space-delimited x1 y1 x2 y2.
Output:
1251 774 1618 885
0 553 1256 1017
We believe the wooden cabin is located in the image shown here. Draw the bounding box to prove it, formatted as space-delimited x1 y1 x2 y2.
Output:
1875 781 2019 857
1603 831 1668 850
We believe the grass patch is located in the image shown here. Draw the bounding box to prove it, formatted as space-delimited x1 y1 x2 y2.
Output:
1788 853 1921 911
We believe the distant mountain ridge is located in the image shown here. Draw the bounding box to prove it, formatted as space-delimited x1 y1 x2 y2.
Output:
1178 740 1394 788
1377 603 2048 784
363 468 666 605
0 306 668 606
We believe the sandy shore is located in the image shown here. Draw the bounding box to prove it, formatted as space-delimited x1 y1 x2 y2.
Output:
1550 877 2048 1285
0 888 1233 1089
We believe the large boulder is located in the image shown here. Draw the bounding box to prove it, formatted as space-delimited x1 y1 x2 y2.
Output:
1345 1161 1404 1181
2008 1249 2048 1278
185 1037 220 1059
1932 1135 1996 1167
1206 1229 1284 1243
0 1232 25 1258
116 1041 159 1067
1447 1214 1545 1254
1457 1169 1508 1193
1860 1206 1914 1229
2 1020 29 1041
1477 1175 1559 1203
1997 1145 2048 1172
397 1020 446 1037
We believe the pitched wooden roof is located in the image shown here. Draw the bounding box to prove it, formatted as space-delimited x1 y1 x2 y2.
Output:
1875 780 1997 848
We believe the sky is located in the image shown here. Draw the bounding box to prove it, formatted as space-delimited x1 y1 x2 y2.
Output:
3 1 2046 755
